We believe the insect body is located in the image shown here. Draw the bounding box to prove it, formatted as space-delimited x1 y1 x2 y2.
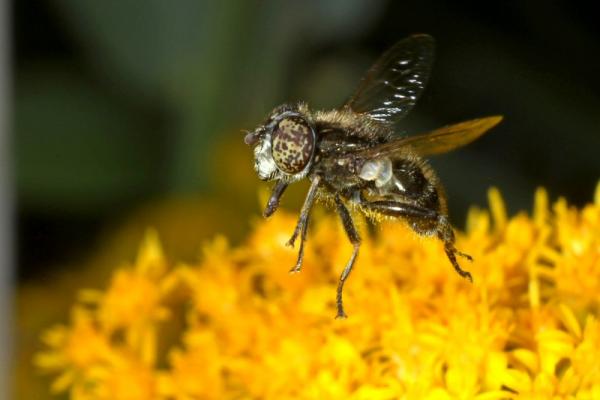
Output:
244 34 502 318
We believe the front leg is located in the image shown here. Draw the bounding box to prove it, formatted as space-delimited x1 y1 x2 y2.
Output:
263 180 288 217
360 200 473 282
286 176 321 273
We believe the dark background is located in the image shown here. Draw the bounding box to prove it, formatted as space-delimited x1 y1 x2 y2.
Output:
15 1 600 282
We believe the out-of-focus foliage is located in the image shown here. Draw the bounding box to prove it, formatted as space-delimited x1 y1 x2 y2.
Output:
17 71 155 211
17 0 384 210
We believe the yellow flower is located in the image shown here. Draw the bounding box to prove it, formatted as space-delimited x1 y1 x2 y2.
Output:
35 307 114 394
36 184 600 399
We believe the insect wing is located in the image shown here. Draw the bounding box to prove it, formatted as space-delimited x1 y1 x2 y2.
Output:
345 34 435 124
352 116 503 159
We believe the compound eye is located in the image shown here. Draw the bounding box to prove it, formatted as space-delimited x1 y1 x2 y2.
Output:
271 116 315 174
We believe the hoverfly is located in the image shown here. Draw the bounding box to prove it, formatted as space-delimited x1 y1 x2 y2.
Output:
244 34 502 318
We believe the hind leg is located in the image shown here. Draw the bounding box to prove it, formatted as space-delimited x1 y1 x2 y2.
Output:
360 200 472 282
435 215 473 281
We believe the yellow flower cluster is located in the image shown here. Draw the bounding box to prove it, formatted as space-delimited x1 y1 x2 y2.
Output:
36 185 600 399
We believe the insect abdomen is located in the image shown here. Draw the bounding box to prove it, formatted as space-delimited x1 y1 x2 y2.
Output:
359 157 444 215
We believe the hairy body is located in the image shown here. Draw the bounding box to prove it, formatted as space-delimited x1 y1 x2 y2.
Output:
245 35 502 318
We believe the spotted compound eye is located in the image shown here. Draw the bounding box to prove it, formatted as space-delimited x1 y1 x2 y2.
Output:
271 116 315 174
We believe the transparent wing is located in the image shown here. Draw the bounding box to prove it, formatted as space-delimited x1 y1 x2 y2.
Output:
352 116 503 159
345 34 435 124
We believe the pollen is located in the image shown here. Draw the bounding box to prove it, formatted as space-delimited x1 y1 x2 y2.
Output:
35 183 600 399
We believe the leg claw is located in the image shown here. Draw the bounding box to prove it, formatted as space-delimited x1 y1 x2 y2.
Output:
289 265 301 274
457 250 473 262
462 271 473 283
335 311 348 320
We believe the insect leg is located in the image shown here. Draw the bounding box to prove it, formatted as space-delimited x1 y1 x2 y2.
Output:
263 180 289 217
287 176 320 273
436 215 473 281
334 196 361 319
361 200 473 282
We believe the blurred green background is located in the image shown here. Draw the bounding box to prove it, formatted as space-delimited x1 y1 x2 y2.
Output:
14 0 600 398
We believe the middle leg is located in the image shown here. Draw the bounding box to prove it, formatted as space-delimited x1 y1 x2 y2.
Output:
334 196 361 319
